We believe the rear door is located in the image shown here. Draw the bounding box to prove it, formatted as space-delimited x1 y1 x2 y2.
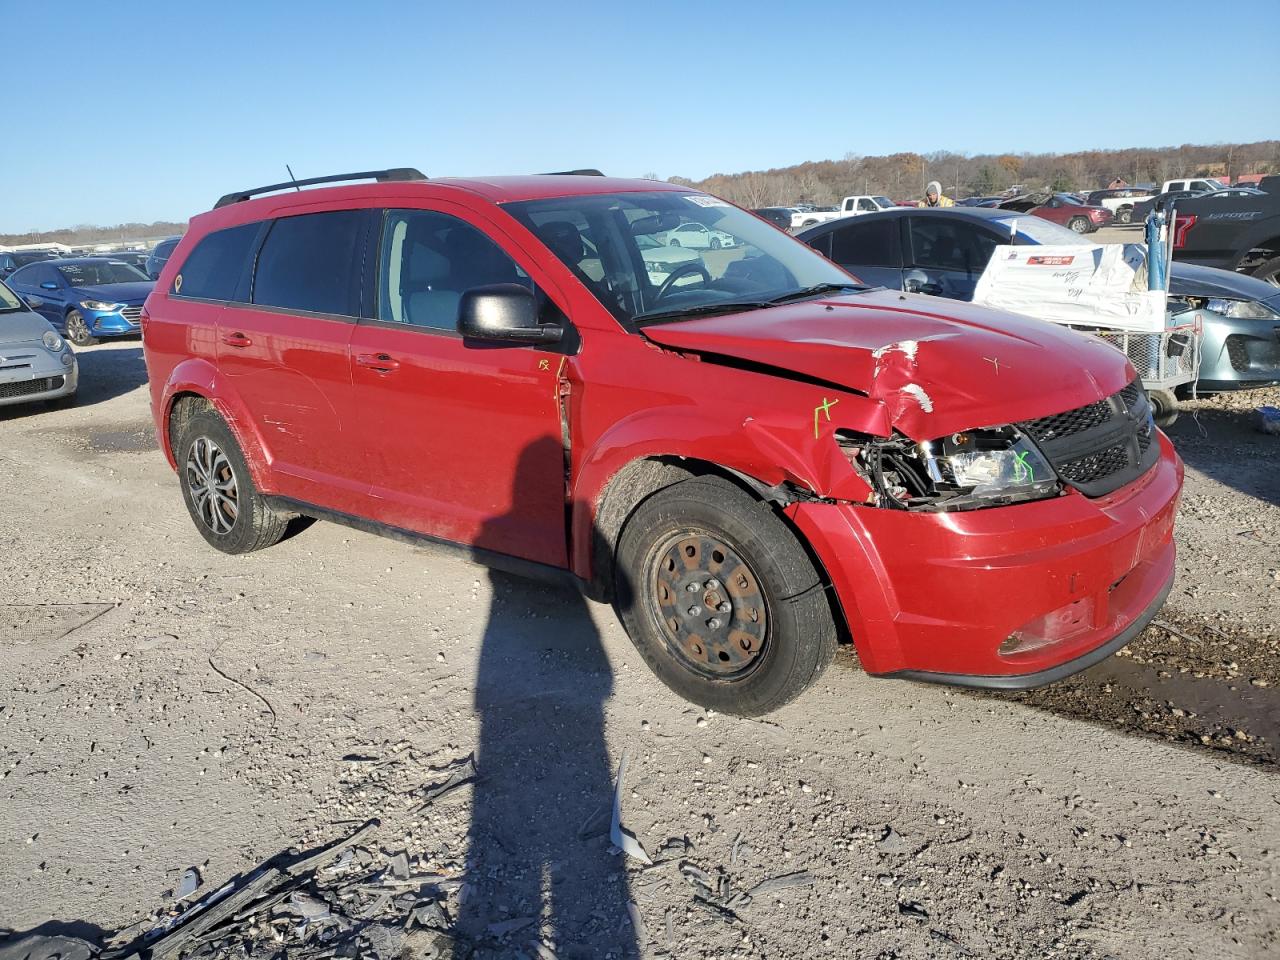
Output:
216 208 374 514
820 216 902 289
904 216 1000 300
347 205 570 566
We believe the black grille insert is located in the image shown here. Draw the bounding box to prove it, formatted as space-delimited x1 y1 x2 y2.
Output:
1019 380 1159 497
0 376 64 400
1224 335 1249 372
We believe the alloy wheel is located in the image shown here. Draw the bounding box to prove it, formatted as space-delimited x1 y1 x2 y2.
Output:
66 312 92 346
185 436 239 535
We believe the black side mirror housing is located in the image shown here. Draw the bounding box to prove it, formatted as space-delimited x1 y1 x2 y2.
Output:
457 284 562 344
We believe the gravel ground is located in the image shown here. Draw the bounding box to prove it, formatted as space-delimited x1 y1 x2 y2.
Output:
1 339 1278 959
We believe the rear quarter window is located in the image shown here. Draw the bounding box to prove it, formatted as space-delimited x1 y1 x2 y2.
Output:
172 223 261 301
252 211 365 317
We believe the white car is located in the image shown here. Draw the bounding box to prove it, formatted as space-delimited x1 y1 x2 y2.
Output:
0 280 78 408
637 235 702 284
667 222 737 250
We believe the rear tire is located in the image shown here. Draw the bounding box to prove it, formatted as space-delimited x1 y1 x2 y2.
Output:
710 237 721 250
1116 206 1133 224
65 310 97 346
614 476 837 716
669 238 681 247
1068 217 1090 234
175 410 289 554
1250 255 1280 287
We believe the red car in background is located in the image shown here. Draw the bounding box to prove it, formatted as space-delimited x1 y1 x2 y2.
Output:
996 192 1112 234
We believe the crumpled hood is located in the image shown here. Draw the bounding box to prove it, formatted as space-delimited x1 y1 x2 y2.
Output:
0 308 57 346
641 289 1135 440
1169 262 1280 307
75 281 154 303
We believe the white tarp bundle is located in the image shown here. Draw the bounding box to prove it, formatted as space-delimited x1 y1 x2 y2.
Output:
972 244 1168 333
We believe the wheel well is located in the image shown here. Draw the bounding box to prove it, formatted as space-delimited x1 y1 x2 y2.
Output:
1240 238 1280 272
588 456 852 645
167 392 214 454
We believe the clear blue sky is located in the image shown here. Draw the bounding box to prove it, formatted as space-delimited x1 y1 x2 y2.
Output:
1 0 1276 232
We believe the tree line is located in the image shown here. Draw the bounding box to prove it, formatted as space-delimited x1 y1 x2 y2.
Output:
666 140 1280 207
1 221 187 248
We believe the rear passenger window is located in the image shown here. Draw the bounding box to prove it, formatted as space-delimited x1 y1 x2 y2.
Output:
172 224 258 301
378 210 531 331
253 211 364 316
830 218 899 267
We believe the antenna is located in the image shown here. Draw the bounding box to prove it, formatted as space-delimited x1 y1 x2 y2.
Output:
286 165 301 191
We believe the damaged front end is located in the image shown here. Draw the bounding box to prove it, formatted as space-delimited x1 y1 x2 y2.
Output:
837 426 1060 512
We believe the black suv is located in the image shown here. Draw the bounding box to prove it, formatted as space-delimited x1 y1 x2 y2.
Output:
145 236 182 279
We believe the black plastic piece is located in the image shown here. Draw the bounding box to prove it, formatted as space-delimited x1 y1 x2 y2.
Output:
539 169 605 177
882 566 1173 691
457 283 562 343
214 168 426 209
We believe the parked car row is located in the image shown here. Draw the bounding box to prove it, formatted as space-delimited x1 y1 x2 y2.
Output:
4 257 154 345
796 207 1280 392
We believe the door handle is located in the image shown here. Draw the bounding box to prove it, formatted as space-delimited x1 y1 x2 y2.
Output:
356 352 400 373
221 332 252 348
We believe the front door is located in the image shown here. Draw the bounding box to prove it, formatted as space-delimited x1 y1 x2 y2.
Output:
348 205 570 567
904 216 999 301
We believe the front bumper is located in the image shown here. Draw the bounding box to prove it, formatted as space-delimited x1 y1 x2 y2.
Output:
87 308 143 337
1195 312 1280 389
789 432 1183 686
0 350 78 407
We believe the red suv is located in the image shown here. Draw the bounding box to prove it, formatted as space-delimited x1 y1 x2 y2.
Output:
141 168 1183 715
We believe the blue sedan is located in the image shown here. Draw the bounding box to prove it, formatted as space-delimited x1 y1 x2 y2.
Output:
6 257 154 345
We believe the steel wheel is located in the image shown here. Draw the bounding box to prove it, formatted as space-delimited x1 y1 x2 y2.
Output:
185 436 239 535
650 529 768 680
65 310 97 346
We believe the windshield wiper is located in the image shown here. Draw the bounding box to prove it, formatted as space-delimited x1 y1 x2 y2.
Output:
633 300 774 325
765 282 864 304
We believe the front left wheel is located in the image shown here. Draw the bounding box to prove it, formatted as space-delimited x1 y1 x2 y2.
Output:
65 310 98 346
1068 216 1090 234
175 410 289 554
614 476 838 716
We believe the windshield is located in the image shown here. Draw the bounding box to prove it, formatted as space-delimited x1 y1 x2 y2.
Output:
995 216 1090 246
504 191 857 326
15 252 55 266
0 281 23 312
57 261 149 285
873 197 894 208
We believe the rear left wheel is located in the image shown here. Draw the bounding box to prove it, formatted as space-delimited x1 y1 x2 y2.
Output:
1116 206 1133 224
614 476 837 716
176 410 289 554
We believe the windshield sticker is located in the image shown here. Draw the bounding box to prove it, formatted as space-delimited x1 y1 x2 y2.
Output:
174 274 183 294
684 195 730 208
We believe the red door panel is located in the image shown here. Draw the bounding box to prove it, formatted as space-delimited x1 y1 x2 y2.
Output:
215 306 366 513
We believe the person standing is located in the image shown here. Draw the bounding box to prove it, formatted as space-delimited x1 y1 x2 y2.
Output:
918 180 955 207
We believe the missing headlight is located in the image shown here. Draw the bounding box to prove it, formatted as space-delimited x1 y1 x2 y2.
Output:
839 427 1061 512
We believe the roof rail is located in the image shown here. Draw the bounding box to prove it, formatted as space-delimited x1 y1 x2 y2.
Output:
214 168 427 209
540 168 605 177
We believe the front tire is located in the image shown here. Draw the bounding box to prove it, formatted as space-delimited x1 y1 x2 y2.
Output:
1068 217 1090 234
710 237 721 250
175 410 289 554
65 310 97 346
1250 255 1280 287
669 238 681 247
614 477 837 716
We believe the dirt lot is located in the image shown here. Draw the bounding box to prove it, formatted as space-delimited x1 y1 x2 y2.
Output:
2 339 1278 959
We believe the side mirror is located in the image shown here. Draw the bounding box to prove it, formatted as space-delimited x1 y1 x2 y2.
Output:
904 275 942 297
457 284 562 344
40 281 58 290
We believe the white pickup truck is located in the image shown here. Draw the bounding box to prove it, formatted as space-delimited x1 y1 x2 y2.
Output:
1161 178 1223 194
791 195 896 229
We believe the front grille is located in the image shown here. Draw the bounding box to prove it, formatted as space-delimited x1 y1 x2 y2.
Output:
1224 334 1249 372
121 306 142 323
0 375 63 400
1018 379 1159 498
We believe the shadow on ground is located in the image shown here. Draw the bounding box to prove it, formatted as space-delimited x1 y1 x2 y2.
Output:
0 343 148 423
970 610 1280 769
1165 404 1279 507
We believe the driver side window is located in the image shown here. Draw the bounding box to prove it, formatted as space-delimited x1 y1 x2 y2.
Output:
378 210 532 331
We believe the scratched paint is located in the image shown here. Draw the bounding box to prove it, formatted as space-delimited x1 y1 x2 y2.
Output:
900 383 933 413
